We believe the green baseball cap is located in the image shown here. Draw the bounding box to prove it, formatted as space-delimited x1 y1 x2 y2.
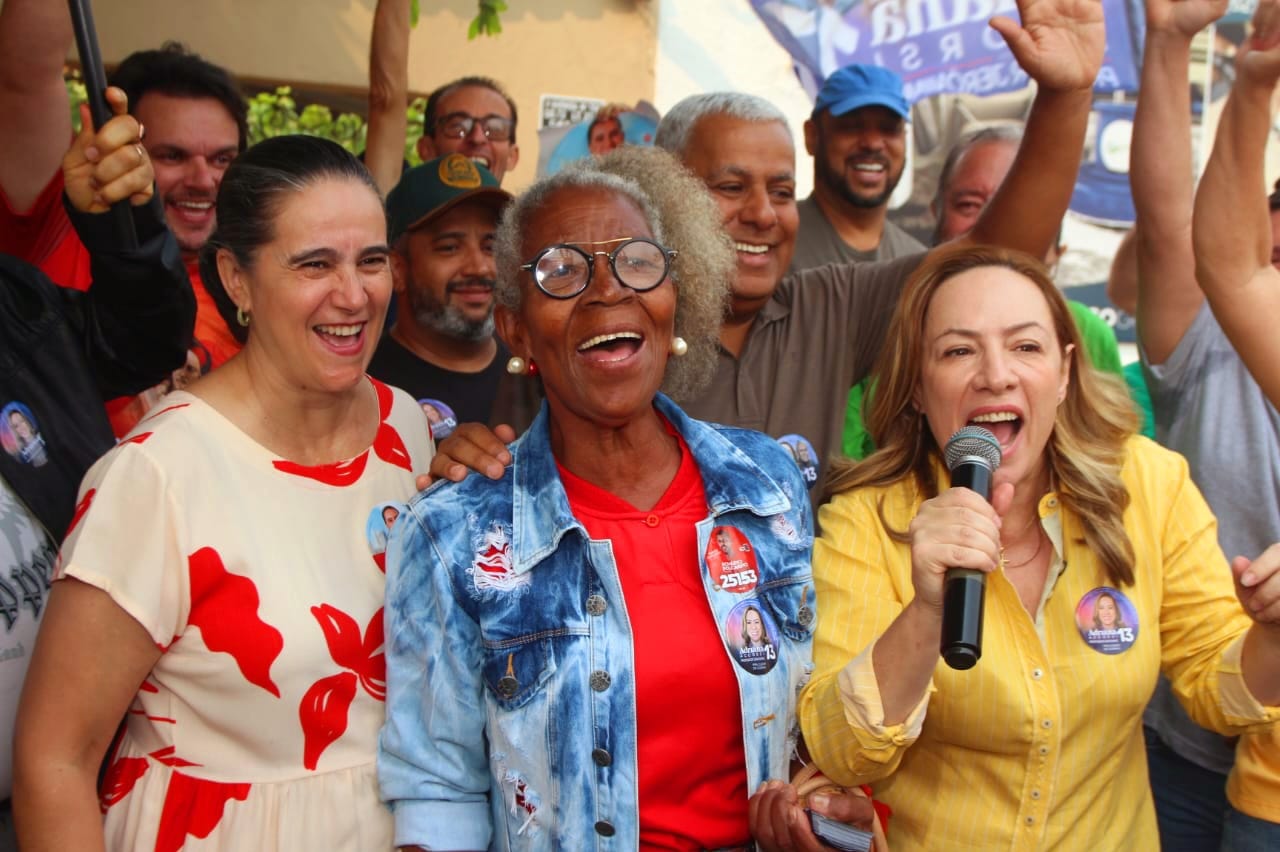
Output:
387 153 511 242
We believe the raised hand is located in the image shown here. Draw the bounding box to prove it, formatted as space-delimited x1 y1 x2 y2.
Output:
1145 0 1227 37
61 86 152 214
991 0 1106 92
1236 0 1280 86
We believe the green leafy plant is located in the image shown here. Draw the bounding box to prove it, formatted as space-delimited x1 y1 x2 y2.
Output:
246 86 369 154
65 70 87 132
469 0 508 39
410 0 506 38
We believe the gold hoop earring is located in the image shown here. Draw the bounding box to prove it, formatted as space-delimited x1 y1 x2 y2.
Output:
236 307 251 327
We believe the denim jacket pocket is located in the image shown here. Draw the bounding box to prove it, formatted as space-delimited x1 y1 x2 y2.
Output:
759 574 817 645
482 635 559 712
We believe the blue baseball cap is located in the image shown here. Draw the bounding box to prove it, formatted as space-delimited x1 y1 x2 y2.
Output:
814 64 909 120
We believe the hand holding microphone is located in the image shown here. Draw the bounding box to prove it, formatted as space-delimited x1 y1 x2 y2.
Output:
906 426 1004 670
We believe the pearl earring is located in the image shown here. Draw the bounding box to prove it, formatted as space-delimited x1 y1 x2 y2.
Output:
670 337 688 357
506 356 526 375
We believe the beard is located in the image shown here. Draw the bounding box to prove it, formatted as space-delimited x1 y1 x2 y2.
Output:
817 151 904 210
405 277 496 343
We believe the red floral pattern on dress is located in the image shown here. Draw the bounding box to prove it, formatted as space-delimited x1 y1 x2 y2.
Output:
299 671 358 771
150 746 201 767
272 379 411 485
155 771 251 852
139 402 190 425
187 547 284 697
100 756 149 812
272 452 371 486
299 606 386 769
370 379 412 472
66 488 95 537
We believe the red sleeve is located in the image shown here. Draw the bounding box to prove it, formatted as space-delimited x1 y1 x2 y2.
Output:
0 170 93 291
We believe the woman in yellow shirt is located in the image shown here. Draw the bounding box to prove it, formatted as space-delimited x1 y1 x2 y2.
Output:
798 245 1280 850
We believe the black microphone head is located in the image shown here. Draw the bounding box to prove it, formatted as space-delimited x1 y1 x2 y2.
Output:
944 426 1002 473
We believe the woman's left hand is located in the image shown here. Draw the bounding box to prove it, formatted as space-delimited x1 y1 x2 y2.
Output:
992 0 1106 93
749 780 877 851
1233 544 1280 626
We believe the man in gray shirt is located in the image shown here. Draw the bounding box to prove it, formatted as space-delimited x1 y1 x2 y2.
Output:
790 64 924 272
429 0 1106 515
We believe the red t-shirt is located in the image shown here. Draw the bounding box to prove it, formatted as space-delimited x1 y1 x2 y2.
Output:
558 432 750 850
2 172 243 434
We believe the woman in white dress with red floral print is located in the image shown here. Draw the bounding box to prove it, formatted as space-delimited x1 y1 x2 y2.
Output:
14 135 433 851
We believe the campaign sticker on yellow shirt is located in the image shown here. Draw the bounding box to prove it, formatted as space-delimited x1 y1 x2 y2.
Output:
1074 587 1139 654
707 526 758 593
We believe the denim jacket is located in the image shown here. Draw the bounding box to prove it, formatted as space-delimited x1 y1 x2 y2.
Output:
380 394 815 850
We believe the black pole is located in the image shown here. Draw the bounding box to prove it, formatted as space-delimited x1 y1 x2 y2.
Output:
67 0 138 249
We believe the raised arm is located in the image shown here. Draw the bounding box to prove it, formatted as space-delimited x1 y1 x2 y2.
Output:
958 0 1105 257
1134 0 1226 365
366 0 411 196
0 0 73 212
63 88 195 397
1193 0 1280 406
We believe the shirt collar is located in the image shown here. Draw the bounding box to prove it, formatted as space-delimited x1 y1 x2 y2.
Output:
508 393 793 574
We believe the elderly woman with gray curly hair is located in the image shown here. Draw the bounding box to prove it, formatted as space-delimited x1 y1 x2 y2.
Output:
378 146 844 849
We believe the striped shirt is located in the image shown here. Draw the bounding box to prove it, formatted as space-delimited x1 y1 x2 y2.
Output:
800 436 1280 850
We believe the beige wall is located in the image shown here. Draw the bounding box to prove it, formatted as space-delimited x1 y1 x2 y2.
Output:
88 0 658 190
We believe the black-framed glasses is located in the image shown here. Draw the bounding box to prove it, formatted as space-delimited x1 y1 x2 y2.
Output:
520 237 678 299
435 113 514 142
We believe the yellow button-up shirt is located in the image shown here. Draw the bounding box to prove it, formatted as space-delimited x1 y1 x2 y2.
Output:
800 437 1279 850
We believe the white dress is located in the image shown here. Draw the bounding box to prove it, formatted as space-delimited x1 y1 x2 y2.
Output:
57 379 432 851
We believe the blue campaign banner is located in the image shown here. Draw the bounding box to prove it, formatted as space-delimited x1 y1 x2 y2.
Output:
749 0 1141 103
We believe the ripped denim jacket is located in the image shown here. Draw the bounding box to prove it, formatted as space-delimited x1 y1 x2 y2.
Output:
379 395 816 850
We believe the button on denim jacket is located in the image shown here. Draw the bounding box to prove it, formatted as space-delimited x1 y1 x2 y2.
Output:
380 395 816 850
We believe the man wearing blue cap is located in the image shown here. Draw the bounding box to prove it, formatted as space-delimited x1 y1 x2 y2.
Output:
792 64 924 272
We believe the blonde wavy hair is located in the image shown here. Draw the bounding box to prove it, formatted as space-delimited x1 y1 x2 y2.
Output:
494 146 732 402
826 245 1140 586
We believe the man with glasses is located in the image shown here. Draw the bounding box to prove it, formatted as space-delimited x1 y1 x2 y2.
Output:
417 77 521 184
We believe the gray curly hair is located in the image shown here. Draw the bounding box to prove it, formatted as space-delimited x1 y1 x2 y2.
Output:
493 146 733 403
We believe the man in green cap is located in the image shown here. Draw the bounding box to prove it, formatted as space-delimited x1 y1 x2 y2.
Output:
368 153 518 440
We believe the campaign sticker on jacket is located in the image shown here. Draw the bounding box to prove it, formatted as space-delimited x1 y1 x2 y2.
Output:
725 599 779 676
707 526 759 593
419 399 458 442
777 434 818 489
1 402 48 467
1074 587 1139 654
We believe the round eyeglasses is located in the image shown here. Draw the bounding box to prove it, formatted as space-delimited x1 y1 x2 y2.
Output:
520 237 677 300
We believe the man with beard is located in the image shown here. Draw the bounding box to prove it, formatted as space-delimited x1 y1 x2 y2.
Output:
790 64 924 272
368 154 517 441
425 0 1106 512
0 1 246 433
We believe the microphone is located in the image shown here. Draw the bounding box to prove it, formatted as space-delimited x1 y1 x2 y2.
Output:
940 426 1002 670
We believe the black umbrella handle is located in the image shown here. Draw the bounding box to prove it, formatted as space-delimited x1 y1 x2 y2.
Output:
67 0 138 250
